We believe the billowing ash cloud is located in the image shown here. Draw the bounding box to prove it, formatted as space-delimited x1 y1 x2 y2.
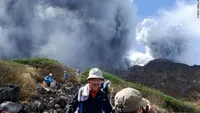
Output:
1 0 199 70
0 0 137 70
134 1 200 66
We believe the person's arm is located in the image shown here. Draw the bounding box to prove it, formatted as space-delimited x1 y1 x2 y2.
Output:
66 92 79 113
44 76 48 81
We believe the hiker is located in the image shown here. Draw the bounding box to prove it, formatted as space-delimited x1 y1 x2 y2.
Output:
66 68 114 113
44 73 54 87
114 87 157 113
75 69 81 76
63 71 68 81
102 80 110 95
101 80 111 101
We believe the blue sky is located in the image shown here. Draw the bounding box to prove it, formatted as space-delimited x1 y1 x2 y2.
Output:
134 0 176 18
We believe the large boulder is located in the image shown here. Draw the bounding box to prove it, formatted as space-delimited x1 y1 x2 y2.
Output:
0 84 20 104
0 101 23 113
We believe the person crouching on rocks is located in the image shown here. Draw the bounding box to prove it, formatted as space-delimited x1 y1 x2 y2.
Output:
44 73 54 87
114 87 157 113
66 68 114 113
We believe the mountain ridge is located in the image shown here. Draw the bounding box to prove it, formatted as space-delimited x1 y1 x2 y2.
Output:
104 59 200 100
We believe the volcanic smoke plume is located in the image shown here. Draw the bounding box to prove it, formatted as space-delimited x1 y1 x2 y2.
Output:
0 0 137 70
133 1 200 66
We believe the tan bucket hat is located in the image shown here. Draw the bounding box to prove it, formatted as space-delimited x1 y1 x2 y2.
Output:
114 87 149 112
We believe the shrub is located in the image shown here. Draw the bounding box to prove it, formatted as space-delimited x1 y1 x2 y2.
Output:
0 61 36 101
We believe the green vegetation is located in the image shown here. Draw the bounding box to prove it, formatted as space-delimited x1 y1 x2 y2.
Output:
9 58 59 68
9 58 78 83
0 58 77 100
0 60 37 100
0 58 199 112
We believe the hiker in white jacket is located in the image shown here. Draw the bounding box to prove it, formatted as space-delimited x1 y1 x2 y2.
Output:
66 68 114 113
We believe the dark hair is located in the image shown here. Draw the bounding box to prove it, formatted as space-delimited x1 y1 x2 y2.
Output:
142 106 149 113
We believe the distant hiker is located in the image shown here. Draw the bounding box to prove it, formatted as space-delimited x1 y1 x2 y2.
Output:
66 68 114 113
75 69 81 76
102 80 110 95
63 71 68 82
114 87 157 113
44 73 54 87
100 80 104 90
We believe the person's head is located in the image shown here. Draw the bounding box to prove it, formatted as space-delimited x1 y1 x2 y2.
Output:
114 87 149 113
49 73 53 76
64 71 66 73
87 68 104 91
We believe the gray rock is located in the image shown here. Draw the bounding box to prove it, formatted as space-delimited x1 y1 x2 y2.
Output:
55 104 60 109
1 82 82 112
0 101 22 113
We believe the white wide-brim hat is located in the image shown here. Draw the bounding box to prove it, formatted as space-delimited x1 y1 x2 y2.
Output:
87 68 104 80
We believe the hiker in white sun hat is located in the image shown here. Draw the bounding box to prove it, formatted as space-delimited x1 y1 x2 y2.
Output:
87 68 104 80
66 68 114 113
87 68 104 91
114 87 157 113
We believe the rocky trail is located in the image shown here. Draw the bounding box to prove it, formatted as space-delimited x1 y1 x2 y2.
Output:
0 82 83 113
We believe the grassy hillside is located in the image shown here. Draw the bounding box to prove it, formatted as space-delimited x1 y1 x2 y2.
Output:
0 58 77 100
0 58 199 112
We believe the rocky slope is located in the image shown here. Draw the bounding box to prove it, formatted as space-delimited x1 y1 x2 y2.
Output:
0 82 82 113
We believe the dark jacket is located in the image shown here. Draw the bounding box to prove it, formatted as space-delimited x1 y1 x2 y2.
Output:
67 89 114 113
